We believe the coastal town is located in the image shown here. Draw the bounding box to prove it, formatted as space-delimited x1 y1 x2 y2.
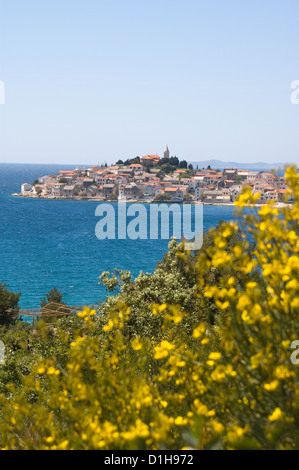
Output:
16 146 292 205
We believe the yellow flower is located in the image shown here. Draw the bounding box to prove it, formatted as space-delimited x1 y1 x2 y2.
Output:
268 408 284 422
264 380 279 391
206 360 215 367
158 303 167 312
131 338 142 351
174 416 187 426
211 421 224 434
227 425 249 442
192 322 206 338
154 340 174 359
274 365 293 380
237 294 251 311
208 352 221 361
194 400 208 416
70 336 86 348
201 338 209 345
47 366 60 376
103 320 114 332
77 310 87 318
57 440 69 450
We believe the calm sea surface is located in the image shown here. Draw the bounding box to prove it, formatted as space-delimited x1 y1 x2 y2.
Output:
0 163 238 309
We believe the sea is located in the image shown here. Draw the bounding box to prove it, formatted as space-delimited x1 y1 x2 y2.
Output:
0 163 238 310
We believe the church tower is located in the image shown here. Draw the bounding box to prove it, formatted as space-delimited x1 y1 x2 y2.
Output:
164 145 170 159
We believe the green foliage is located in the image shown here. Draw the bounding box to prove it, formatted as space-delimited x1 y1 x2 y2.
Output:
157 163 177 174
73 184 80 196
98 226 252 337
0 283 20 327
123 157 140 166
41 288 63 308
153 193 172 202
179 160 188 169
107 193 118 201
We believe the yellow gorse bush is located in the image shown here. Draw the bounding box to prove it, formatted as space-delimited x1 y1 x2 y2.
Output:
0 167 298 450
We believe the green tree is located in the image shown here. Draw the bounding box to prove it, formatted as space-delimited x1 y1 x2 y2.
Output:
183 193 193 201
99 225 254 337
153 193 172 202
179 160 188 169
40 288 63 308
73 184 80 196
124 157 141 166
108 193 118 201
0 283 21 327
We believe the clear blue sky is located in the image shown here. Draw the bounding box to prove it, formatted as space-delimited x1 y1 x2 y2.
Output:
0 0 298 165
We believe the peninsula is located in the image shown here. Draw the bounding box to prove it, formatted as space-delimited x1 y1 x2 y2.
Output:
14 148 292 205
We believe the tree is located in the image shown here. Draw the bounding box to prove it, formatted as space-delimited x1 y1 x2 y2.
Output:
35 186 42 196
178 173 189 181
158 163 177 174
124 157 140 166
40 288 63 308
108 193 117 201
0 283 20 327
179 160 188 169
142 160 154 170
153 193 172 202
183 193 193 201
73 184 80 196
40 288 67 323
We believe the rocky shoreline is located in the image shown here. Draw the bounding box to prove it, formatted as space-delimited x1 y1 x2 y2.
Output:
11 192 290 208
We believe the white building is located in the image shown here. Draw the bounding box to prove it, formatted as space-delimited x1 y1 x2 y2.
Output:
195 187 203 201
21 183 32 194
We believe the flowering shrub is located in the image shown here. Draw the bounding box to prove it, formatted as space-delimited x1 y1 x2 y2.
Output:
0 168 298 450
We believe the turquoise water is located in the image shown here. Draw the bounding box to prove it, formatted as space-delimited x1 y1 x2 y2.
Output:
0 163 237 309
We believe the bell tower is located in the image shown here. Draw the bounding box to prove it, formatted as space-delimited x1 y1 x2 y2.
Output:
164 145 170 159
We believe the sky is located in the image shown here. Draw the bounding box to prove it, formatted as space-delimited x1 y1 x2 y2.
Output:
0 0 298 165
